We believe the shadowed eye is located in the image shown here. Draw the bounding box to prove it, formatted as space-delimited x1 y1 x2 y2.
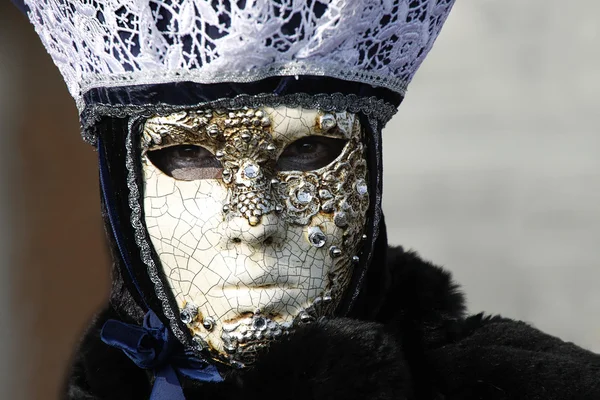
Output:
146 145 222 180
277 136 347 171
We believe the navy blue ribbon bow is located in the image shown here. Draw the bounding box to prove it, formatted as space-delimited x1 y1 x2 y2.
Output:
101 311 223 400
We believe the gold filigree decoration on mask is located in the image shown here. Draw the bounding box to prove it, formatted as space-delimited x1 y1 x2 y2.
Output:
142 108 280 226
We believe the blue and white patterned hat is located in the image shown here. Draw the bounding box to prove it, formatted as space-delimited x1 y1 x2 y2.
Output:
22 0 455 113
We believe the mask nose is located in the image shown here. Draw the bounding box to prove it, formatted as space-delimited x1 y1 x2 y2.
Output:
224 211 287 247
222 157 286 246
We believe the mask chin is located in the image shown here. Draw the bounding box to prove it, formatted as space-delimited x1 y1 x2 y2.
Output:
140 106 370 365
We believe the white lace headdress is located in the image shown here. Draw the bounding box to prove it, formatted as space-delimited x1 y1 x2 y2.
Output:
24 0 455 112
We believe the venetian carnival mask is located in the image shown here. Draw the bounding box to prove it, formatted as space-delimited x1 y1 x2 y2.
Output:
140 106 369 365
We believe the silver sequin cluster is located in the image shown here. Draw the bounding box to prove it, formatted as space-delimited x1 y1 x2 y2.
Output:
221 312 291 365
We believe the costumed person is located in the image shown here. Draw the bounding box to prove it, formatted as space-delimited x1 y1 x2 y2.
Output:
11 1 600 399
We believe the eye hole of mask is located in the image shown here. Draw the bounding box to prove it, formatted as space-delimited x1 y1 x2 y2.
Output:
277 136 347 172
146 145 223 180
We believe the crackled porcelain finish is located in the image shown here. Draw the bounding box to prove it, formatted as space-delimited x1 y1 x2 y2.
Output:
141 106 369 365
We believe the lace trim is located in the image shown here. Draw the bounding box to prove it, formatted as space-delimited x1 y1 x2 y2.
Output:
76 63 409 114
25 0 455 111
81 92 397 146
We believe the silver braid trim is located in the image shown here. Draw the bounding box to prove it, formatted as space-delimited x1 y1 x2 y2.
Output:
125 118 198 352
82 92 397 146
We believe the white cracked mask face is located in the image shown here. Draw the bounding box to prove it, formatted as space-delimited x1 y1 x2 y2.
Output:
141 106 369 365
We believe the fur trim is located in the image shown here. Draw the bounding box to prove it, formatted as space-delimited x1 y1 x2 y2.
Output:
190 318 413 400
64 245 600 400
377 246 466 324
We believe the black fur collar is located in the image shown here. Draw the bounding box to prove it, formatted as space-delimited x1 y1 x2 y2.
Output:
68 245 600 400
69 245 469 400
376 246 466 324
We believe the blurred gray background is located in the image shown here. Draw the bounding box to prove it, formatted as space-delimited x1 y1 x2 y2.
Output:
1 1 599 399
1 5 24 399
384 1 600 352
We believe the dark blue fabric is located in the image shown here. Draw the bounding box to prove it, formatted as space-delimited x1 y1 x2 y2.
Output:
101 310 223 400
83 76 402 110
101 312 174 369
10 0 28 14
98 137 149 310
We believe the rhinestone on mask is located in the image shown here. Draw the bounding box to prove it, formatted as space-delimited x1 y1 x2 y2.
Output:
296 188 313 204
319 189 333 199
180 304 198 324
252 316 267 331
241 130 252 142
329 246 342 258
299 311 314 323
308 226 327 248
355 179 368 196
334 212 348 228
319 113 337 131
222 169 232 183
244 163 260 179
202 316 216 331
207 124 220 138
